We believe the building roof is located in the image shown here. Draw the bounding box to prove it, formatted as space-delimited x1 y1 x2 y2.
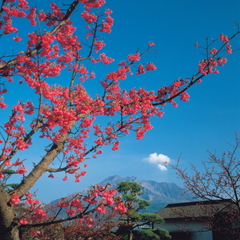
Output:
156 199 237 220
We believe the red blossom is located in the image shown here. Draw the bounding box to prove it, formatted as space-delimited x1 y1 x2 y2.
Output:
136 64 145 75
114 202 127 213
94 40 106 52
16 167 27 174
145 62 156 71
27 7 37 26
80 11 97 24
0 173 4 179
3 23 18 34
13 36 22 42
95 205 107 214
148 41 155 46
0 102 7 109
30 208 47 222
62 176 68 181
66 208 76 216
99 53 114 64
209 48 217 54
10 195 20 205
220 33 229 43
19 218 28 224
128 53 140 62
29 231 41 236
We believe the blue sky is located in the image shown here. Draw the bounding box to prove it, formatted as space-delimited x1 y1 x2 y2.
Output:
1 0 240 203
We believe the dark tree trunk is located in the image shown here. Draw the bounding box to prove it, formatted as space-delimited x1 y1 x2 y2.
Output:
0 227 20 240
0 186 20 240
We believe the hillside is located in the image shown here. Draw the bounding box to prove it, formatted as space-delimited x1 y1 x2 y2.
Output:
71 175 196 213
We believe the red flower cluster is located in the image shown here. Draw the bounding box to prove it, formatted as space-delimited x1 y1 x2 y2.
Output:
220 33 229 43
128 53 141 62
30 208 47 222
10 195 20 205
16 167 27 174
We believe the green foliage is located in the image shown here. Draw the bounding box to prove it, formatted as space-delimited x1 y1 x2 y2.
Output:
117 181 150 211
3 183 20 192
1 170 20 192
117 181 144 196
153 228 172 239
138 199 151 210
0 169 19 192
2 169 16 174
118 228 172 240
134 229 161 240
139 213 165 225
116 181 170 240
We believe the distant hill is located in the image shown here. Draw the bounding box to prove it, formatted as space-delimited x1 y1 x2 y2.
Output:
100 175 194 202
70 175 196 213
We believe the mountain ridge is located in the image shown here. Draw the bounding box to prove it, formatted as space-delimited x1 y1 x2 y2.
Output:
97 175 194 203
51 175 196 214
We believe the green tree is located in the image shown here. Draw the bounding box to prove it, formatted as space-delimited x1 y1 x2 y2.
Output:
116 181 171 240
0 169 20 193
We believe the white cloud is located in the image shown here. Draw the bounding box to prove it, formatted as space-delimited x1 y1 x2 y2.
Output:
157 164 168 171
143 153 170 171
144 153 170 164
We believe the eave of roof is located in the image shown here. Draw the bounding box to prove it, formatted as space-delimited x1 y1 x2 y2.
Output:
156 199 237 219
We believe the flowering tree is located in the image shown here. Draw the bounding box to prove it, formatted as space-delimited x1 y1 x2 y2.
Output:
172 134 240 239
61 213 122 240
20 184 123 240
0 0 239 239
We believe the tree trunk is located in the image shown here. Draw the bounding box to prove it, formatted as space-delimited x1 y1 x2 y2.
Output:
0 186 20 240
128 229 133 240
0 227 20 240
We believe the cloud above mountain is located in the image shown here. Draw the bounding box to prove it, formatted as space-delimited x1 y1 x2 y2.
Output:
143 153 170 171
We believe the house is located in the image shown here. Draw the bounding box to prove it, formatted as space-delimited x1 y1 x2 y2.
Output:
155 199 240 240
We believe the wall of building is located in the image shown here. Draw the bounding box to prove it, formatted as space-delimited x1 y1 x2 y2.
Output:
155 219 212 240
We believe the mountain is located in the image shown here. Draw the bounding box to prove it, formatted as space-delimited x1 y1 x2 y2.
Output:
99 175 195 203
70 175 196 213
